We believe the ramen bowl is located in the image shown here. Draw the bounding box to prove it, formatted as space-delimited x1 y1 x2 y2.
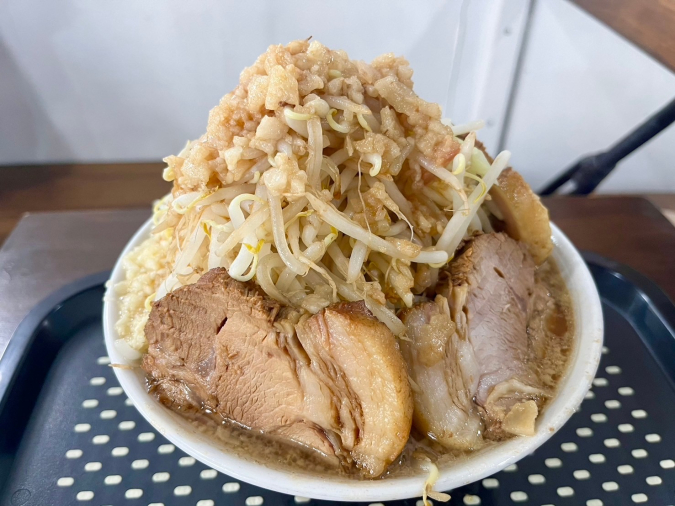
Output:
103 218 603 501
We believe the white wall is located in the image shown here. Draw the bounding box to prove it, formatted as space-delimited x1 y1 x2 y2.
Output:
2 0 673 194
503 0 675 193
0 0 526 164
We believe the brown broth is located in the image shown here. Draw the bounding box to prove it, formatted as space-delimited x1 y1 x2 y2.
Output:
149 258 574 480
528 259 575 391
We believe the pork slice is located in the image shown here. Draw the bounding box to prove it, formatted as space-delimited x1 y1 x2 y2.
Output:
474 141 552 266
143 268 412 476
399 297 483 451
296 301 413 476
142 269 336 452
449 232 544 438
489 168 552 265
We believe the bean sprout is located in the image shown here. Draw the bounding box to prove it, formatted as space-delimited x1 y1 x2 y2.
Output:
128 40 511 340
327 109 351 133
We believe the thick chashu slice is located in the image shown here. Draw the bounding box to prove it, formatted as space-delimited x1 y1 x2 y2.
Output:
296 302 413 476
399 297 483 450
142 269 334 453
489 168 552 265
406 233 545 444
449 233 544 438
142 268 412 476
474 140 552 265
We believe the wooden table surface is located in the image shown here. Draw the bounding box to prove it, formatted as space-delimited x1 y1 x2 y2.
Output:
0 162 169 246
2 162 675 246
1 164 675 361
546 196 675 300
571 0 675 72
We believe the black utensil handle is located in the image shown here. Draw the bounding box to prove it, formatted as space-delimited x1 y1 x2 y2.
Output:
602 96 675 167
540 97 675 196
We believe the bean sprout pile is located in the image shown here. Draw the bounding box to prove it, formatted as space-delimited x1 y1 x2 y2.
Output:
127 39 511 344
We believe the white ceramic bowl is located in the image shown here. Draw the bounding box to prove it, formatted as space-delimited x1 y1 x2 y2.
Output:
103 218 603 501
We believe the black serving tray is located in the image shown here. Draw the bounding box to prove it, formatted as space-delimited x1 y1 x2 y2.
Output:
1 255 674 506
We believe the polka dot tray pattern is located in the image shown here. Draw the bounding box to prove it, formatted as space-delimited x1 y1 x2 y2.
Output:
1 256 675 505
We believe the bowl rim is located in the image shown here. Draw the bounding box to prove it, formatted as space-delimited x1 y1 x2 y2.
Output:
103 218 603 501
